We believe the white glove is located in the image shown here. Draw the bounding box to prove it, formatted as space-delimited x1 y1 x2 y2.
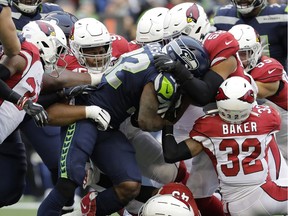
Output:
157 95 182 118
0 0 10 6
85 106 111 131
89 73 103 86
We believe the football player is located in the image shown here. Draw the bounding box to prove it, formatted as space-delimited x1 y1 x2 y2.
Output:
229 24 288 172
162 76 288 215
213 0 287 71
37 34 210 216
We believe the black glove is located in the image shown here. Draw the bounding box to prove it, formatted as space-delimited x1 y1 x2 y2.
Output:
153 54 176 73
58 85 97 100
154 54 194 85
17 97 48 127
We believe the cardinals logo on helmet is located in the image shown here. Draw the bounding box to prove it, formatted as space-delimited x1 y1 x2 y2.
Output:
186 4 200 23
36 21 56 37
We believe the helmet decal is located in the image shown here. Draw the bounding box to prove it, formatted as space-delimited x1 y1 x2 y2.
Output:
36 21 56 37
216 87 229 101
186 4 199 23
239 89 254 104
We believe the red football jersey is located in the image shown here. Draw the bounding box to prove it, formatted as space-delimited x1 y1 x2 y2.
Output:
250 56 287 110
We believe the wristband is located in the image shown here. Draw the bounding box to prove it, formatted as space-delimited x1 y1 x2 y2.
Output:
85 106 93 119
89 73 103 86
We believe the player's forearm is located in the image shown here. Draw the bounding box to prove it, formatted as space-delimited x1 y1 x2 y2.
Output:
162 125 192 163
41 70 91 93
0 7 21 57
138 114 166 132
47 103 86 126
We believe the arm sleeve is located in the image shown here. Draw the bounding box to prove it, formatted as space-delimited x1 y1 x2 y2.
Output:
162 125 192 163
173 61 224 106
0 78 21 104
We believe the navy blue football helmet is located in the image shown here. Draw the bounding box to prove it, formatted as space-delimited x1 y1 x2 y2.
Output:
42 11 78 39
163 35 210 77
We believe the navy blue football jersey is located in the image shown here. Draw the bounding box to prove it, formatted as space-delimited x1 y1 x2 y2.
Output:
11 2 63 31
77 43 169 129
213 3 288 70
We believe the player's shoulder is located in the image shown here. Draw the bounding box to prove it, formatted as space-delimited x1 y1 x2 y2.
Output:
21 40 40 56
215 4 237 16
251 56 284 81
203 30 239 65
41 2 63 13
128 39 141 51
111 34 131 59
262 3 288 14
251 104 281 127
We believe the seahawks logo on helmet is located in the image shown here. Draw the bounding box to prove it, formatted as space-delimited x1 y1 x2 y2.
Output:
179 47 199 71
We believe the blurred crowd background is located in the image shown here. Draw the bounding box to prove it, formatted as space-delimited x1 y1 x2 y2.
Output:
42 0 286 42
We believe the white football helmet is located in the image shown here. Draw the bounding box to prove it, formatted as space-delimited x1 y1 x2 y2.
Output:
163 2 210 42
229 24 262 73
136 7 169 45
231 0 267 15
69 17 112 74
12 0 42 14
22 20 68 75
216 76 255 124
138 194 195 216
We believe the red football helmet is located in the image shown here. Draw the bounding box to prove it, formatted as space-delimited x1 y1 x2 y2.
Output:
157 182 201 216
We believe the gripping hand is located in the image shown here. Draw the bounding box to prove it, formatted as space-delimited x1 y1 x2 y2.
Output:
17 96 48 127
154 54 176 73
85 106 111 131
58 85 97 100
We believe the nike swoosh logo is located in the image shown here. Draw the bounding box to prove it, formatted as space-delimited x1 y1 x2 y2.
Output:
81 202 87 210
165 85 170 94
268 69 276 74
225 40 233 45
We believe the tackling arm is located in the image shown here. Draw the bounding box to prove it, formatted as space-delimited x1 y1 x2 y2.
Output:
162 125 203 163
255 80 280 98
0 6 20 57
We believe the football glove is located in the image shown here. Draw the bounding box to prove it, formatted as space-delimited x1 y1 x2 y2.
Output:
154 54 176 73
85 106 111 131
58 85 97 100
17 96 48 127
